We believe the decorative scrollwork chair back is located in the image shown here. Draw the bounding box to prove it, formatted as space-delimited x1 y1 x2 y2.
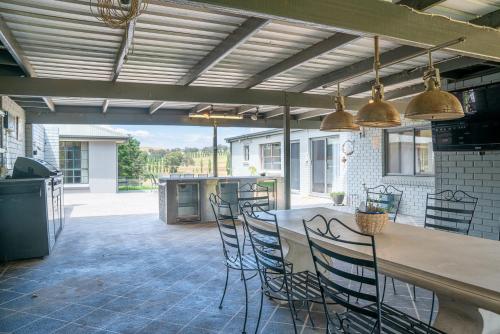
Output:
303 214 383 333
425 190 478 235
366 185 403 222
209 193 243 265
240 203 287 277
238 183 271 212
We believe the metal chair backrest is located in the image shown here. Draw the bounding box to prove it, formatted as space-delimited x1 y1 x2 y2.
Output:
240 203 290 285
303 214 382 333
424 190 478 235
366 185 403 222
238 183 270 212
209 193 242 265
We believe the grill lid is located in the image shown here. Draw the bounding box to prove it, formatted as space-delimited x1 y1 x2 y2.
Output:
12 157 60 179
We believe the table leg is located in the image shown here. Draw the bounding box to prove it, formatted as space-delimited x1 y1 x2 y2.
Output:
281 239 315 273
434 294 500 334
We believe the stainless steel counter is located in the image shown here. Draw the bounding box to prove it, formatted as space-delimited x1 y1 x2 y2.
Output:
158 176 284 224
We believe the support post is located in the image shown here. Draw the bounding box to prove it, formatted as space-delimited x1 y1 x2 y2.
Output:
213 122 218 177
283 106 291 209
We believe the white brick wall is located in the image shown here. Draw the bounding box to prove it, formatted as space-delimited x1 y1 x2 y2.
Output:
345 121 435 219
43 126 60 167
25 124 46 160
435 151 500 240
1 96 25 173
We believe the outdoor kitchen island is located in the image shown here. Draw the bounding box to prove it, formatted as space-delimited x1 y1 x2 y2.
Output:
158 176 284 224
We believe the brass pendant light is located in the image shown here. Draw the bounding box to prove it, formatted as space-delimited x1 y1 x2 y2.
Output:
320 84 360 132
405 52 464 121
355 36 401 128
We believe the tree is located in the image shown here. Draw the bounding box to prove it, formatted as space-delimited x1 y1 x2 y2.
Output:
118 137 147 179
164 151 184 173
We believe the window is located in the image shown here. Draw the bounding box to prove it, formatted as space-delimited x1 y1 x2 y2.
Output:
243 145 249 161
59 141 89 184
261 142 281 170
15 116 19 140
385 127 434 176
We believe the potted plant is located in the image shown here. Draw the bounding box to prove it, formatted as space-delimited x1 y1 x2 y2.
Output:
330 191 345 205
355 203 388 235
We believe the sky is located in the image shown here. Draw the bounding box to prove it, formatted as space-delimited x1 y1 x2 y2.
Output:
100 125 270 149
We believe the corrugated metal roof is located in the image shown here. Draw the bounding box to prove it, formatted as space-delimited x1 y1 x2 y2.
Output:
427 0 500 21
51 124 129 139
0 0 498 121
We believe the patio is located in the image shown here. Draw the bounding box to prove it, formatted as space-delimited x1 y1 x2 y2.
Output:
0 192 435 334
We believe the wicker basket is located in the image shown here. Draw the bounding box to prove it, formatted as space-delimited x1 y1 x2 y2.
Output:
355 211 388 235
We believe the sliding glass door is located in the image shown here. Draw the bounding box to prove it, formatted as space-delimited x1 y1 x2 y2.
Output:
291 142 300 191
311 137 340 194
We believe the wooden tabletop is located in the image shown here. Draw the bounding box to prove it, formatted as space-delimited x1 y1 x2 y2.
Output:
247 207 500 314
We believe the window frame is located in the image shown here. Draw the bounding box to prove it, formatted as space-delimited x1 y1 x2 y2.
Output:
384 125 434 177
59 141 89 184
243 144 250 162
260 142 281 171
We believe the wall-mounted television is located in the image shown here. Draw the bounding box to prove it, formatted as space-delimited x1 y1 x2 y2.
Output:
431 83 500 151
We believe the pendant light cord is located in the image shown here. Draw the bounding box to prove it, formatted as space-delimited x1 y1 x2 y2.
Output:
374 36 380 86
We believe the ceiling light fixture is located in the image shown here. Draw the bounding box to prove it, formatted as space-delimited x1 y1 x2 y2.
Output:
189 113 243 120
320 84 360 132
405 51 464 121
355 36 401 128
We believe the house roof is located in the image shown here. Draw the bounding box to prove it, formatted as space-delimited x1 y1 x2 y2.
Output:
54 125 129 141
225 129 303 143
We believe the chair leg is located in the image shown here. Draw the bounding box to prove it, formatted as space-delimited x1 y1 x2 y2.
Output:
242 223 247 254
428 292 436 329
241 270 248 334
381 275 388 302
255 289 264 334
287 296 299 334
306 301 315 328
391 277 397 295
305 279 315 328
356 267 364 303
219 266 229 309
413 284 417 301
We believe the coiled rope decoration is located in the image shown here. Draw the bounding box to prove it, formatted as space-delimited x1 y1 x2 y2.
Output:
90 0 149 28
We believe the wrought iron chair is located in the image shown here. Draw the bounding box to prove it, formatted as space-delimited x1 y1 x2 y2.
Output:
366 185 403 222
238 183 271 211
424 190 477 234
209 194 259 334
238 183 271 253
413 189 478 324
240 203 321 334
364 185 403 296
302 214 445 334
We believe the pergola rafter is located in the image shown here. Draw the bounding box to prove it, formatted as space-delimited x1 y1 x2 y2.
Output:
0 16 55 111
179 0 500 61
235 32 359 89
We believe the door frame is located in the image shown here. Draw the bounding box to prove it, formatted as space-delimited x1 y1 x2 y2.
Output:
290 140 300 193
309 135 339 196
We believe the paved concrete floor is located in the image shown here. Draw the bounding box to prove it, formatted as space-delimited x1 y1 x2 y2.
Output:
0 192 435 334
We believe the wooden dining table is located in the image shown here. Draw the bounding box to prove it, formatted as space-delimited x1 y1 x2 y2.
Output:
244 207 500 334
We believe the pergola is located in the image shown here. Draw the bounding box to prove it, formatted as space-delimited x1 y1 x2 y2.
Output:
0 0 499 207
